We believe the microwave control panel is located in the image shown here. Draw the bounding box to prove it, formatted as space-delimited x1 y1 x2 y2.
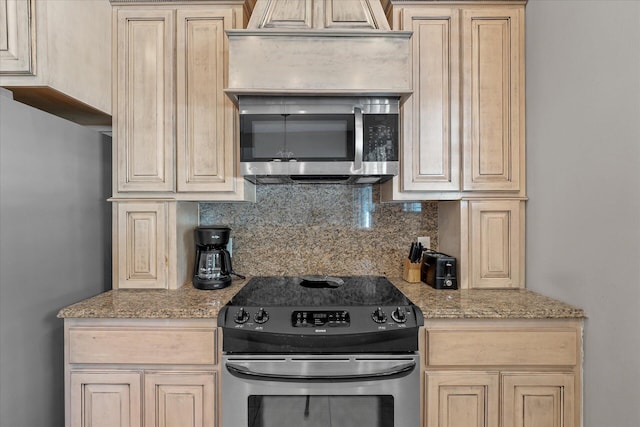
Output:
363 114 398 162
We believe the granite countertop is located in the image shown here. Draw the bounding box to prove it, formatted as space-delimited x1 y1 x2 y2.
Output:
57 277 585 320
391 280 585 319
57 278 250 319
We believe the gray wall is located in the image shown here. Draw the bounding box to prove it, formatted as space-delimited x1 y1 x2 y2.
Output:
526 1 640 426
0 91 111 427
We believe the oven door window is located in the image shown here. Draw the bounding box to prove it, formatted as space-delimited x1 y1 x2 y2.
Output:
240 114 355 162
247 395 393 427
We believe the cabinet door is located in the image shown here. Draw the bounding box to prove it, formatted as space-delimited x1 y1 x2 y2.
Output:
462 8 523 191
115 202 167 289
176 9 235 193
502 373 575 427
144 372 216 427
400 8 460 192
0 0 34 74
116 9 175 192
70 371 142 427
425 371 499 427
469 200 524 288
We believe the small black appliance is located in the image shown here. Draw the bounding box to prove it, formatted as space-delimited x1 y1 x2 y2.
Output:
193 226 240 290
421 250 457 290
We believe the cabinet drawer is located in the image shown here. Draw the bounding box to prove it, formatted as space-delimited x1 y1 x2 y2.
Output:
427 329 578 366
69 327 217 365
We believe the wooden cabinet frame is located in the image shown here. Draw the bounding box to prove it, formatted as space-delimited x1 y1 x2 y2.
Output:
112 3 255 201
462 7 524 192
1 0 112 124
440 199 525 289
425 371 499 427
70 371 142 427
176 8 235 193
380 1 526 201
400 7 460 192
422 319 583 427
65 318 219 427
112 200 198 290
0 0 35 74
115 9 176 193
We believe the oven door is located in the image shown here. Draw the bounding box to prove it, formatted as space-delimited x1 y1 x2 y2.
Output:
221 354 420 427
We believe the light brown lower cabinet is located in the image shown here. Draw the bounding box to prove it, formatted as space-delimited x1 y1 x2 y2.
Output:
425 371 575 427
502 373 575 427
423 319 582 427
65 319 218 427
145 372 216 427
425 371 499 427
70 371 142 427
64 318 582 427
69 371 215 427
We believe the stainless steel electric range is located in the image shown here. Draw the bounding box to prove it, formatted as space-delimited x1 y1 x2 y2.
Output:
217 275 423 427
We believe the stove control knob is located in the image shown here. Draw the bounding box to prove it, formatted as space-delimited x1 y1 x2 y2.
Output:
254 308 269 324
234 308 250 324
372 307 387 324
391 307 407 323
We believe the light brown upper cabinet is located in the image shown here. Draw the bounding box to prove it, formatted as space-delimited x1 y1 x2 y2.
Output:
0 0 111 125
112 3 255 201
176 9 236 194
462 7 523 192
0 0 34 74
381 2 525 200
112 200 197 290
115 9 175 193
399 7 461 193
439 199 525 289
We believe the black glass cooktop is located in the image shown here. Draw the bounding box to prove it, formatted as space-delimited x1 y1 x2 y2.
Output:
227 276 412 307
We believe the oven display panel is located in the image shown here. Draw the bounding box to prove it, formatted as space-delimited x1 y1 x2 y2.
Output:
292 310 350 328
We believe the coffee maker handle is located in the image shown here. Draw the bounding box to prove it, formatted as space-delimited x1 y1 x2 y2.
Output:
224 250 246 279
193 247 201 278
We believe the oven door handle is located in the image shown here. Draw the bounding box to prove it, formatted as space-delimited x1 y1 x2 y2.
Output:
225 361 416 382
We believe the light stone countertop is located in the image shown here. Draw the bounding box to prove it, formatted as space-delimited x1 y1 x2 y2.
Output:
392 280 585 319
57 277 585 320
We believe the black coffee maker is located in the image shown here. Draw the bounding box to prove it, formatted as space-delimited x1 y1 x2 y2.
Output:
193 226 241 290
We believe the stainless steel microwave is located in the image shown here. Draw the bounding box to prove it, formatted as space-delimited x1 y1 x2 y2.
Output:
238 96 399 184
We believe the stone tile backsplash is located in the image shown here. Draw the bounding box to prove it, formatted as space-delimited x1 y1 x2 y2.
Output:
199 185 437 277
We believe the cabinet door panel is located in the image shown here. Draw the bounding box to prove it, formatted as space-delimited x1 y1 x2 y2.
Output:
469 200 523 288
0 0 34 74
176 9 235 193
502 373 575 427
462 8 522 191
145 372 216 427
325 0 377 29
400 8 459 191
426 372 499 427
260 0 312 29
116 202 167 289
116 10 174 192
70 372 142 427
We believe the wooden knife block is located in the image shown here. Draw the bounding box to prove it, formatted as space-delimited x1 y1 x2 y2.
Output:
402 258 421 283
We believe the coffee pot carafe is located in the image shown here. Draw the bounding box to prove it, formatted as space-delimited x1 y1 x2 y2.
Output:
193 226 242 290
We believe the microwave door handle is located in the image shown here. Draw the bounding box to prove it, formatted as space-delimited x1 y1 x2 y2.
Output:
225 361 415 382
354 106 363 171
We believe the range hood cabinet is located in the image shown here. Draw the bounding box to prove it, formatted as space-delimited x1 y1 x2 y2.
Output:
226 0 412 101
